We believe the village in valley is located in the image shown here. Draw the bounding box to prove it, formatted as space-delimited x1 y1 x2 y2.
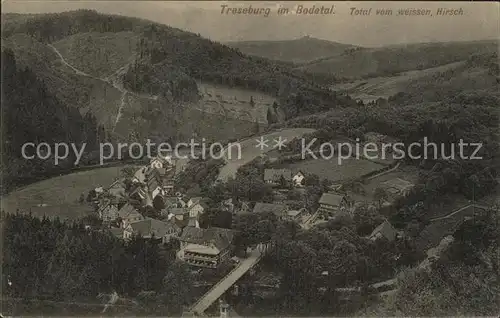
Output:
92 134 412 266
2 3 499 317
78 128 453 316
65 116 498 316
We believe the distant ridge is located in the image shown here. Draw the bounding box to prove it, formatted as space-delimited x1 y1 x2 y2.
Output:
226 36 358 64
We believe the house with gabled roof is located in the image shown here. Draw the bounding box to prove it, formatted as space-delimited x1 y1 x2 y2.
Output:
317 192 350 218
369 220 397 242
118 203 144 228
130 184 147 201
189 200 209 219
165 207 190 221
177 227 237 268
150 155 174 170
292 171 306 187
123 217 181 243
98 202 119 222
187 197 203 208
133 166 149 184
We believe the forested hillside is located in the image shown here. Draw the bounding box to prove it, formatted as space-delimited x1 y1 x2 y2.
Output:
300 40 498 79
1 213 192 316
2 10 355 120
282 88 499 202
1 49 104 193
226 36 357 63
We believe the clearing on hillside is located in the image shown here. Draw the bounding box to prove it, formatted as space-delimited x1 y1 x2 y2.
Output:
52 31 139 78
197 82 276 124
332 61 465 103
226 36 356 63
300 40 497 79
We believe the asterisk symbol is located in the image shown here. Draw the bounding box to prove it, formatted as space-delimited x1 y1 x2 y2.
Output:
255 136 269 150
273 136 287 150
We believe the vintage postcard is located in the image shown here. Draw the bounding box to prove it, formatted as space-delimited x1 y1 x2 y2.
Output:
1 1 499 317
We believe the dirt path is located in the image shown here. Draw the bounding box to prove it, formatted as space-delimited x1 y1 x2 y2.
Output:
429 203 488 222
47 44 158 131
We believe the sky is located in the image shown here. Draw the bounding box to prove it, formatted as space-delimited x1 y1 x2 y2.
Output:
3 1 499 47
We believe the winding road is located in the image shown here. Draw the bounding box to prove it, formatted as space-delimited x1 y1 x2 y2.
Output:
217 128 316 181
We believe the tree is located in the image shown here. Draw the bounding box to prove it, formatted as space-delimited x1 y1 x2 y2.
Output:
153 195 165 211
142 205 160 219
160 261 193 313
352 203 384 236
304 174 320 187
278 175 289 189
121 166 136 179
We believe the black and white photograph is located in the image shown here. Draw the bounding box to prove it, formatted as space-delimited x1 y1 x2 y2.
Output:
1 1 499 316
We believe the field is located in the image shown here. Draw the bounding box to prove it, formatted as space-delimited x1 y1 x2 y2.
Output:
332 61 465 103
217 128 316 181
1 165 138 221
337 165 420 204
282 157 384 183
299 40 497 79
226 37 356 63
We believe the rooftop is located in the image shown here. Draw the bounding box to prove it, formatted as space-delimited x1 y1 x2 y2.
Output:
109 227 124 238
264 169 292 182
128 218 180 238
189 197 203 205
370 220 397 241
164 196 181 207
253 202 288 217
318 192 345 207
179 227 236 251
381 178 414 192
118 204 143 220
170 207 189 215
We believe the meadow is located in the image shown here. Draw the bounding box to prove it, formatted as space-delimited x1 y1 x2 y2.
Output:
283 157 385 183
1 165 138 221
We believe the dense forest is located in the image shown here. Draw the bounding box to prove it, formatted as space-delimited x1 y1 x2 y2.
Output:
367 209 500 316
284 90 499 197
0 49 105 193
1 212 193 315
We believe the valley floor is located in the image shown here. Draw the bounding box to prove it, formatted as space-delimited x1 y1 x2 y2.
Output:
1 165 139 221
